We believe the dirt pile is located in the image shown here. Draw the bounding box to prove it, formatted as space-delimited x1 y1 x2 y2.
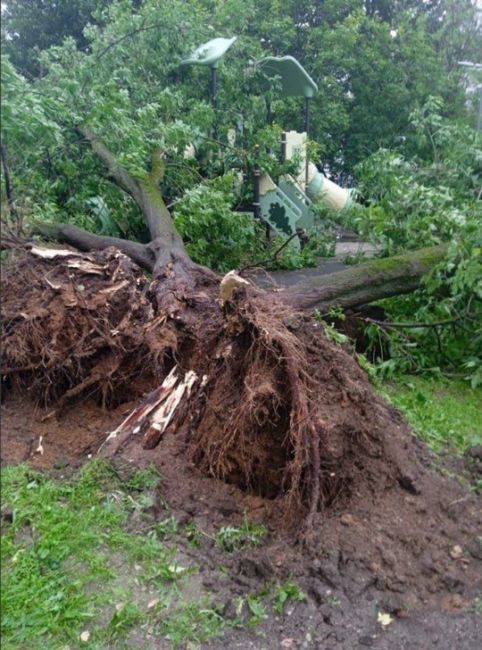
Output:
1 396 481 649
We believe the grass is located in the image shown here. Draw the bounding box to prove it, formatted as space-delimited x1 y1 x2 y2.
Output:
385 374 482 452
272 580 306 615
160 602 225 646
0 460 223 649
214 518 267 553
232 580 306 627
1 459 307 648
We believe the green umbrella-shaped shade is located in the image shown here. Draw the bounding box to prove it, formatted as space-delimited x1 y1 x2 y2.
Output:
181 37 237 68
259 55 318 98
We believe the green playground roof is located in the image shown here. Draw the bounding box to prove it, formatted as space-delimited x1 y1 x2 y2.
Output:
259 55 318 98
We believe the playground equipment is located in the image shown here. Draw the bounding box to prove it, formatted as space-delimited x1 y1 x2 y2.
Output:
181 37 237 109
256 128 355 244
181 39 356 247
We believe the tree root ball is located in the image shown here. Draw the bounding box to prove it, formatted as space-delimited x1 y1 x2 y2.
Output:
1 248 420 526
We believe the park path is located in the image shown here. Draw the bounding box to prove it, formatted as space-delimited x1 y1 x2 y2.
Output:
251 240 378 289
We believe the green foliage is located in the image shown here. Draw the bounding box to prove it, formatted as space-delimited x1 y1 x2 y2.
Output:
214 518 267 552
263 225 336 271
126 465 162 491
345 99 482 382
154 517 180 537
106 601 143 642
2 0 479 254
1 57 60 148
314 308 350 346
233 580 305 627
351 98 481 255
173 173 262 271
184 522 203 549
2 0 103 77
272 581 306 615
160 602 225 647
245 593 269 626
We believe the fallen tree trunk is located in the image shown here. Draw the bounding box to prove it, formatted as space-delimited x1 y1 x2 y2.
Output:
0 124 460 534
31 220 448 313
279 245 448 312
2 247 411 529
28 125 448 315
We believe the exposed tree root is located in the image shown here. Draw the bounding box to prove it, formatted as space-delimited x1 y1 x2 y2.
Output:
2 248 410 528
1 248 177 406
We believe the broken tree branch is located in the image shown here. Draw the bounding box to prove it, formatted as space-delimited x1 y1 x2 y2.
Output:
98 367 199 456
31 222 155 271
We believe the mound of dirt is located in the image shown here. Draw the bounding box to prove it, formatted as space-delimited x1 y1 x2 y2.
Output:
1 394 481 649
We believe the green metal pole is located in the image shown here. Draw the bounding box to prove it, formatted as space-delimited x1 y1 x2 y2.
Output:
304 97 311 187
210 66 218 109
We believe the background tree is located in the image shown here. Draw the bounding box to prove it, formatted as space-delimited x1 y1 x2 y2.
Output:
1 0 107 78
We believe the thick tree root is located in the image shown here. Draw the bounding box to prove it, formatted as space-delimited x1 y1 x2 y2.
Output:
1 247 176 405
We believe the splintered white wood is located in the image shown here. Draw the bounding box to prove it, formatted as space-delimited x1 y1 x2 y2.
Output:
148 370 198 437
98 366 179 453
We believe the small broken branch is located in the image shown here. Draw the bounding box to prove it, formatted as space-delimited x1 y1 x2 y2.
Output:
363 315 466 329
239 232 299 274
98 367 199 457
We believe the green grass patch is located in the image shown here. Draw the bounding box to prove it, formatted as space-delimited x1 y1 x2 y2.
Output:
214 518 267 553
272 580 306 615
159 601 225 647
0 460 224 649
385 374 482 452
231 580 306 628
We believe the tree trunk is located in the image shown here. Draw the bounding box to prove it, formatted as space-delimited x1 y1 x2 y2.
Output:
32 222 155 271
279 245 448 312
31 218 448 313
75 126 195 274
35 126 217 315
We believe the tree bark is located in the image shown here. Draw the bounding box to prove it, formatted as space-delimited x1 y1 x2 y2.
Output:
32 222 155 271
76 125 188 270
72 125 219 314
279 245 448 312
31 217 448 313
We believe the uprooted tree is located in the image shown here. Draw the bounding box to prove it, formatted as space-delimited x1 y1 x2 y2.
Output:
3 0 479 530
1 125 447 529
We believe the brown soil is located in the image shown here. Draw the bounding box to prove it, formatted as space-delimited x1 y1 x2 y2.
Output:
2 393 481 649
1 248 481 648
